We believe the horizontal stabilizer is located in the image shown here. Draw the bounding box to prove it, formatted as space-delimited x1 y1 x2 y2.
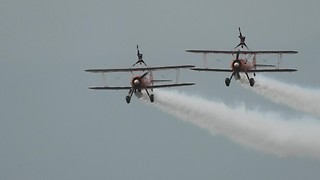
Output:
151 79 172 83
147 83 195 89
254 64 276 68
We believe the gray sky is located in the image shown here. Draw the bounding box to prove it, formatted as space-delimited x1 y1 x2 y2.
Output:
1 0 320 179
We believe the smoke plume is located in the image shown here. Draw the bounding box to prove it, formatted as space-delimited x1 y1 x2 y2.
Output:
240 76 320 117
144 90 320 159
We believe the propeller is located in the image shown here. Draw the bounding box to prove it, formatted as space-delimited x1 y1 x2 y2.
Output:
141 71 149 78
131 71 149 89
232 50 242 70
236 50 240 60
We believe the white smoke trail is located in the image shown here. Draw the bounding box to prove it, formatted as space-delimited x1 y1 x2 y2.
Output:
143 90 320 159
240 76 320 117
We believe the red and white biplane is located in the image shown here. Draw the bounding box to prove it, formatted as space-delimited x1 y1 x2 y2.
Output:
86 46 195 103
186 28 298 87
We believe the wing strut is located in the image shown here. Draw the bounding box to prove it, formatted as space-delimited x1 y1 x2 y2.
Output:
102 73 107 86
277 53 283 69
176 68 180 84
203 53 208 68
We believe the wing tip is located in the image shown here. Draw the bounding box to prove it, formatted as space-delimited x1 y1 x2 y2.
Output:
89 86 100 89
85 69 99 73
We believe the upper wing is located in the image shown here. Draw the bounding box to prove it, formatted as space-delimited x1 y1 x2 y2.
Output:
247 69 297 72
143 65 195 70
89 86 132 90
191 68 297 73
186 50 298 55
244 50 298 54
191 68 233 72
85 65 195 73
186 50 239 54
147 83 195 89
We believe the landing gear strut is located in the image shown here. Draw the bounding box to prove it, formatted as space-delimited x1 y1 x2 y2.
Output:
245 73 255 87
125 89 134 104
225 72 234 87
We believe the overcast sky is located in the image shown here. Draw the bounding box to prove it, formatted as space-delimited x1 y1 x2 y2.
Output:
1 0 320 179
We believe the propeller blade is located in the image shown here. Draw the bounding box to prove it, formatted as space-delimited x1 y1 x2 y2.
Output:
236 50 240 60
141 71 149 78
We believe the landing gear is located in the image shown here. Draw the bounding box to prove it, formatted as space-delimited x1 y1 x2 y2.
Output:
145 89 155 103
225 78 230 87
245 73 255 87
150 94 154 102
249 78 255 87
125 95 131 104
225 72 234 87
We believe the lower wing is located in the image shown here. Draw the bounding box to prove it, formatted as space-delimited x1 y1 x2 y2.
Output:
192 68 233 72
89 86 132 90
248 69 297 72
192 68 297 73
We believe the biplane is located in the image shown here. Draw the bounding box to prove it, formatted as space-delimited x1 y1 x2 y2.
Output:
86 46 195 103
186 27 298 87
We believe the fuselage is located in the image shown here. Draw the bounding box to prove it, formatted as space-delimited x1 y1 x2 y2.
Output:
131 76 151 89
230 58 254 79
130 74 152 95
230 58 254 71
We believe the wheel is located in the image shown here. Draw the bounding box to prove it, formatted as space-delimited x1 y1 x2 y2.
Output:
150 94 154 102
249 78 255 87
125 95 131 104
225 78 230 87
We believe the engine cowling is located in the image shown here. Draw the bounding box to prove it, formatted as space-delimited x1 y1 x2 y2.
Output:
131 77 142 89
232 60 242 71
